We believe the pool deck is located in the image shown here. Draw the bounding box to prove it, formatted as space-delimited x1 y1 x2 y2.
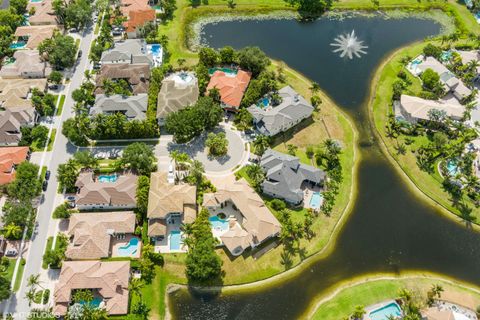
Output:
364 300 401 320
303 184 323 210
111 235 142 258
154 216 187 253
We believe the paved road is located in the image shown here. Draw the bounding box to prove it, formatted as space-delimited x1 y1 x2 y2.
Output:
0 25 95 318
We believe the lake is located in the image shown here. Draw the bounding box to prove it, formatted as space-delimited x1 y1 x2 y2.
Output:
169 16 480 320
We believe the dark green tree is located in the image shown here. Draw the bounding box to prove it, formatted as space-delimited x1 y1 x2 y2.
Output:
120 143 156 175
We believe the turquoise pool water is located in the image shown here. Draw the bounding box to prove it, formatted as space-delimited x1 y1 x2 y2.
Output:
369 302 402 320
208 67 237 76
209 216 229 231
169 231 182 250
441 50 453 62
117 238 139 256
98 174 118 183
147 44 162 56
309 192 322 209
446 159 459 176
10 42 26 50
257 97 270 109
30 0 42 3
79 297 102 308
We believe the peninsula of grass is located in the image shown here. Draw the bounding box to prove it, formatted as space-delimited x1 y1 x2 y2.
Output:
56 95 65 116
310 276 480 320
370 39 480 225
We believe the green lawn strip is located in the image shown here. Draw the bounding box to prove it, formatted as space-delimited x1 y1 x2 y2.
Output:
370 41 480 223
312 277 480 320
13 259 25 292
75 38 80 51
3 258 16 283
40 166 47 182
47 129 56 152
94 11 103 35
42 237 54 269
56 95 66 116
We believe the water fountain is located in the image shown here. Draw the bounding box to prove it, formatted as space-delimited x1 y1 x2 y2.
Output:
330 30 368 59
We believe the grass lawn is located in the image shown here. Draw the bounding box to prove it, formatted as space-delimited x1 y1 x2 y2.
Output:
370 40 480 224
94 11 103 35
47 129 56 151
13 259 25 292
56 95 66 116
2 258 16 283
311 276 480 320
42 236 53 269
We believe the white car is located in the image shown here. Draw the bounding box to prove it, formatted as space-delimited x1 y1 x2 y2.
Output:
5 249 18 257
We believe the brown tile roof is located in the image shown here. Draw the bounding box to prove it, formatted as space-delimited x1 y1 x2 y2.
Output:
206 70 251 110
14 25 58 49
120 0 151 16
124 9 155 33
0 78 47 110
75 172 138 207
95 64 150 94
147 219 166 237
0 108 37 145
54 261 130 316
157 72 199 120
26 0 58 25
203 178 281 254
65 211 136 260
0 50 51 79
0 147 29 185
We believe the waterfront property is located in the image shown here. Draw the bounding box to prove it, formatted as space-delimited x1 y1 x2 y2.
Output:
0 50 51 79
124 8 156 39
13 25 58 50
146 43 163 66
202 178 281 256
90 94 148 121
206 69 251 111
260 149 325 205
248 86 314 136
74 171 138 210
95 63 151 95
395 94 465 124
366 301 402 320
65 211 138 260
422 301 479 320
147 171 196 253
156 71 199 124
100 39 154 67
53 260 131 316
0 146 30 185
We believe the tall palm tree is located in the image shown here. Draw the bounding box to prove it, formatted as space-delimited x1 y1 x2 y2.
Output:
309 82 320 95
252 135 271 155
4 223 21 239
25 288 36 307
245 164 265 189
27 274 44 290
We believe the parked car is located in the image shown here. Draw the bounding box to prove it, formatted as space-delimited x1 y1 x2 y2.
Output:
48 84 59 90
45 170 51 180
69 28 77 33
77 50 83 58
5 249 18 257
42 180 48 191
66 195 76 202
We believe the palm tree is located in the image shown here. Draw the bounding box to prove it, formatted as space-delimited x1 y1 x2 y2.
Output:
129 279 144 299
4 223 22 239
170 150 190 171
351 305 366 319
245 164 265 189
431 284 444 298
25 288 36 307
309 82 320 95
252 135 271 155
27 274 44 290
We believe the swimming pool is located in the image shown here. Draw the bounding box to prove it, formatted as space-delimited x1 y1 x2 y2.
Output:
169 231 182 250
208 67 238 76
98 174 118 183
147 44 163 66
209 216 229 231
10 42 26 50
117 238 139 256
446 159 459 176
441 50 452 62
257 97 270 109
369 302 402 320
79 297 102 308
309 192 323 209
30 0 42 3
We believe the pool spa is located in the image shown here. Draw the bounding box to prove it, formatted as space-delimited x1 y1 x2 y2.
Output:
209 216 229 232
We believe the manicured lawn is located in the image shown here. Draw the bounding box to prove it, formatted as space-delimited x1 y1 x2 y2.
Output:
47 129 56 151
370 40 480 223
3 258 16 283
13 259 25 292
311 276 480 320
56 95 66 116
42 236 53 269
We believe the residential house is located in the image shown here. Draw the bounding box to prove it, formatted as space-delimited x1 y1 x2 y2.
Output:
100 39 154 67
65 211 136 260
0 50 51 79
75 171 138 210
206 70 251 111
248 86 314 136
53 261 130 316
421 307 476 320
0 236 6 257
119 0 151 16
203 178 281 256
0 108 37 145
397 94 465 124
0 146 30 185
124 9 156 39
457 50 480 82
26 0 58 25
14 25 58 50
415 56 472 101
157 72 199 124
0 78 47 111
147 171 196 240
90 94 148 121
260 149 325 205
95 64 150 95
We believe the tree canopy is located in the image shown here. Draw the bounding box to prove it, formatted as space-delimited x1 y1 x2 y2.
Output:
236 47 271 77
120 143 156 175
284 0 333 19
7 162 42 201
38 33 77 70
205 132 228 157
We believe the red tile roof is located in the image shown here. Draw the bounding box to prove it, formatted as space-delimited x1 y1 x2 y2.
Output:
0 147 29 185
206 70 251 109
124 9 155 33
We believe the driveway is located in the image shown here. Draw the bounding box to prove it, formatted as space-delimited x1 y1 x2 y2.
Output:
167 124 247 175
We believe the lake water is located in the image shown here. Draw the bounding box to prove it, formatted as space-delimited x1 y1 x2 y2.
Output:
169 16 480 319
